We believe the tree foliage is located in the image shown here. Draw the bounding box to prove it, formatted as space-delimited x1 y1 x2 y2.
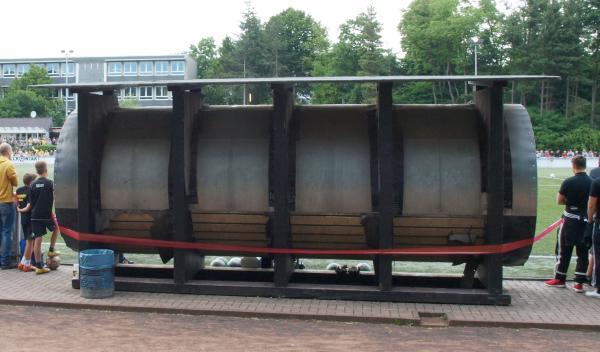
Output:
181 1 597 150
0 65 64 126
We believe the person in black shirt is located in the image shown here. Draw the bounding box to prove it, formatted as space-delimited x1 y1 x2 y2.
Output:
30 161 55 274
590 158 600 180
586 178 600 298
16 173 37 271
545 156 592 291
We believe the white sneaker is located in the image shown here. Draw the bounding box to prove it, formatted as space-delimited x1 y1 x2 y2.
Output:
585 290 600 298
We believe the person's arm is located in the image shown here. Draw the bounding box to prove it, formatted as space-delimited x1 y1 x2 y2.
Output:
588 196 597 224
589 181 600 223
17 203 31 213
7 163 17 187
557 193 567 205
557 180 568 205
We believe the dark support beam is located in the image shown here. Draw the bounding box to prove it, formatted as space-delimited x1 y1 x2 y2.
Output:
170 87 203 285
76 90 116 267
376 82 394 291
272 83 294 287
76 90 116 245
475 81 506 295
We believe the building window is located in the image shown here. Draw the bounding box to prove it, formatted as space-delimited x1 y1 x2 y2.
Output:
155 86 168 99
123 86 137 99
155 61 168 75
16 64 30 76
139 62 153 76
61 89 75 101
171 61 185 74
139 86 153 99
108 62 122 76
61 63 75 77
2 64 15 77
50 89 60 98
46 63 60 76
123 62 137 76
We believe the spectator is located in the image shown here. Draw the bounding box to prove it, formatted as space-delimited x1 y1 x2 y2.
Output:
545 156 592 292
0 143 18 270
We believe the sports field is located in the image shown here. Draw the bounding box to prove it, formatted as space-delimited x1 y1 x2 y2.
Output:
16 163 582 278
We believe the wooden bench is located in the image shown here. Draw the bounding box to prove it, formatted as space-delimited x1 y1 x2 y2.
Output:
103 211 485 260
191 212 269 248
393 216 485 247
105 212 155 238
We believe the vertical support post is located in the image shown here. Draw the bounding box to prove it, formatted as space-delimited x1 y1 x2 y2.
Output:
376 82 394 291
170 87 204 285
272 83 294 287
476 81 505 295
170 87 192 285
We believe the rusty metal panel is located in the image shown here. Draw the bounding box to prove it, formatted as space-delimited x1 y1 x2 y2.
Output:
398 105 482 216
295 106 372 213
504 104 537 217
100 109 171 210
54 112 78 210
192 106 271 212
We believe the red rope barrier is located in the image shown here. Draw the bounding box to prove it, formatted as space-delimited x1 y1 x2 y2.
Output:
59 218 563 256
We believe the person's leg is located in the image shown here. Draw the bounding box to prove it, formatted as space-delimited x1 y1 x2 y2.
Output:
0 205 6 266
48 214 60 257
33 237 43 267
0 204 15 267
555 223 573 282
594 224 600 292
587 253 594 281
574 243 589 284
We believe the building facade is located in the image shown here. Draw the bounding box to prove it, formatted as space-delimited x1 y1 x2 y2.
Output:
0 54 197 114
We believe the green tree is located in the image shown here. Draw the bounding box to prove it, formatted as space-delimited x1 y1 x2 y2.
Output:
399 0 481 103
312 6 394 103
0 65 64 125
264 8 328 77
582 0 600 126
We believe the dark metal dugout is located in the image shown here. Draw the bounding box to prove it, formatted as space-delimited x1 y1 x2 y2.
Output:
41 75 557 305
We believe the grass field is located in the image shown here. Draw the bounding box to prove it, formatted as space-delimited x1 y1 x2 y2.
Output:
17 163 584 278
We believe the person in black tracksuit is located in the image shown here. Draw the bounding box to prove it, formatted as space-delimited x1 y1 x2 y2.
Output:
545 156 591 291
586 177 600 298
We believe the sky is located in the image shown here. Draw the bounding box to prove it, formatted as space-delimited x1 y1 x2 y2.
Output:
1 0 520 60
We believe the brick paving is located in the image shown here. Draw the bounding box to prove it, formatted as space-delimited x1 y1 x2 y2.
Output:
1 266 600 331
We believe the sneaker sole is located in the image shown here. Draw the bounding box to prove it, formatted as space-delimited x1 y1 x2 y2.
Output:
545 283 566 288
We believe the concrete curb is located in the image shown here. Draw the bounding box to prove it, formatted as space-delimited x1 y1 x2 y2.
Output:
2 297 600 332
0 298 418 326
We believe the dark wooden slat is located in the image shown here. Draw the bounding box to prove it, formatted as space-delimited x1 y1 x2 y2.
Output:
194 239 268 246
393 227 484 237
394 217 484 228
111 213 155 222
191 213 269 224
291 234 367 244
291 225 364 235
193 232 267 241
193 223 265 233
290 215 362 226
393 237 485 246
109 221 154 231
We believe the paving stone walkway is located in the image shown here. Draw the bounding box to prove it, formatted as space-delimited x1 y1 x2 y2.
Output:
1 266 599 330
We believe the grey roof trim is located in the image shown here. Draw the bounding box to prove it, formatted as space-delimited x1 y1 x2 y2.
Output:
32 75 560 92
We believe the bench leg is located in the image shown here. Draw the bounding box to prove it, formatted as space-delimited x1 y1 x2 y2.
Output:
460 260 479 289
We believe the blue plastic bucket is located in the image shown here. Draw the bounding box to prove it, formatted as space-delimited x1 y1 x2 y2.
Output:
79 249 115 299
